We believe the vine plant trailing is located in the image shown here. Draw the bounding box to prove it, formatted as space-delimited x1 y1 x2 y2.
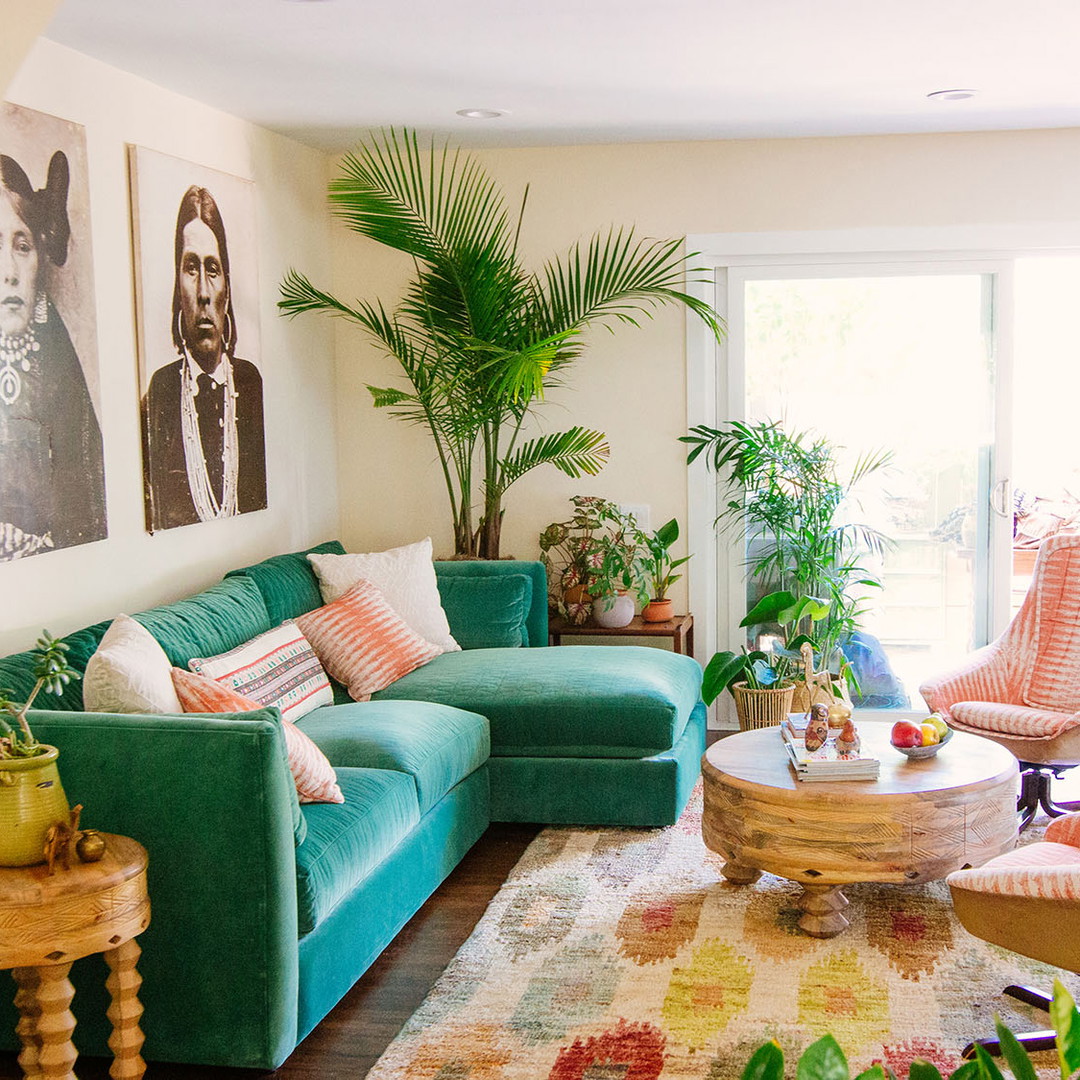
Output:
279 129 725 559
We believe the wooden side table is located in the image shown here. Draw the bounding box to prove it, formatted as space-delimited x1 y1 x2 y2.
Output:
548 613 694 656
0 833 150 1080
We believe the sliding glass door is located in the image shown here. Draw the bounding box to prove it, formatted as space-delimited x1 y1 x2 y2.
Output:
725 263 1010 711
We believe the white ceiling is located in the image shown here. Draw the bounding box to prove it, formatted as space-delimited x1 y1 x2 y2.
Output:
44 0 1080 154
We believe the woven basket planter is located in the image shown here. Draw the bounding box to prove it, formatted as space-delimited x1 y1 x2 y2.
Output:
732 681 795 731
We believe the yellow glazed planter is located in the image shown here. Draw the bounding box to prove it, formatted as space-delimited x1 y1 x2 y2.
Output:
0 745 71 867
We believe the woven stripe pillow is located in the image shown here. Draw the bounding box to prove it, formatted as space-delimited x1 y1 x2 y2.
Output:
296 578 441 701
171 668 344 804
188 622 333 723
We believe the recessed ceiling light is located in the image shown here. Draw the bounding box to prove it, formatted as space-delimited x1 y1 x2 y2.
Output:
456 108 507 120
927 89 978 102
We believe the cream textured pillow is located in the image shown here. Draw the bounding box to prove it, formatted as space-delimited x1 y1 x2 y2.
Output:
83 614 183 714
188 622 334 724
308 538 459 653
296 579 441 701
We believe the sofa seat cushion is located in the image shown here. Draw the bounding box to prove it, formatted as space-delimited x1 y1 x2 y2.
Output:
296 701 489 815
295 767 420 936
373 645 702 758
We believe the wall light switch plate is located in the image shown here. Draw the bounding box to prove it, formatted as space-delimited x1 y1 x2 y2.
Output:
620 503 651 532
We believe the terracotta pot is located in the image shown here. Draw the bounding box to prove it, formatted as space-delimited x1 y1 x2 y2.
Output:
0 746 71 867
593 592 635 628
642 598 674 623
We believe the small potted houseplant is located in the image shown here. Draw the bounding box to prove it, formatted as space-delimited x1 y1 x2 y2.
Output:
0 631 77 867
586 513 649 628
639 517 690 623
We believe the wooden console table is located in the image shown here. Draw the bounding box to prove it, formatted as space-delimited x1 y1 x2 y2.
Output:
0 833 150 1079
548 613 694 656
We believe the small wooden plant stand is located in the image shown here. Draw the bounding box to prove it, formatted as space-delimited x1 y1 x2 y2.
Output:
0 833 150 1079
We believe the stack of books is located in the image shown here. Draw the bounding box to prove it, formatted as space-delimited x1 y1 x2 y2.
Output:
781 715 880 782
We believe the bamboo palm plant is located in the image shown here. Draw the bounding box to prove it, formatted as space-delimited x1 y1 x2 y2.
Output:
682 419 891 674
280 129 725 558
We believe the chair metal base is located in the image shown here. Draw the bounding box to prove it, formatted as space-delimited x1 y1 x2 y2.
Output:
1017 763 1080 830
963 985 1057 1059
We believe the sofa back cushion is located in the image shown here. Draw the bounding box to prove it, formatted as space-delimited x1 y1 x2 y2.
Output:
226 540 346 625
137 576 271 668
436 572 532 649
434 560 548 648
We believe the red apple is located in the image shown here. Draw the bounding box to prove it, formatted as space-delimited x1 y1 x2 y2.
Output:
891 721 924 748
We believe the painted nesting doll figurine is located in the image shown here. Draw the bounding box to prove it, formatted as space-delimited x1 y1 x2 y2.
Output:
835 717 861 756
804 703 830 752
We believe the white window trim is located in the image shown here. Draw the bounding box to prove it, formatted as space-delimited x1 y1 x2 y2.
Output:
685 223 1080 724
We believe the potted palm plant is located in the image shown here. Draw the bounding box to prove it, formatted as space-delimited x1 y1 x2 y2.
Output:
639 517 690 622
683 419 890 706
281 129 725 559
0 631 77 867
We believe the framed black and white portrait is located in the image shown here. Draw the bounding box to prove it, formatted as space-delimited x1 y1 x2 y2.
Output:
0 102 106 561
129 146 266 533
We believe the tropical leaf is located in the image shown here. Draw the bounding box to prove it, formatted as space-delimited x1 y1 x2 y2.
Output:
742 1041 784 1080
796 1035 849 1080
493 427 610 493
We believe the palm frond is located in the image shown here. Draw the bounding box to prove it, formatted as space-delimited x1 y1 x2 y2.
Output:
493 427 610 493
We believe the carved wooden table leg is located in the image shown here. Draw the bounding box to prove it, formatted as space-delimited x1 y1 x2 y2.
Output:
720 860 763 885
12 966 42 1077
797 884 850 938
33 962 78 1080
104 938 146 1080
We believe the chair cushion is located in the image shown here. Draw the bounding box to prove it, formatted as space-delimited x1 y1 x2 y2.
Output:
948 842 1080 900
951 700 1080 739
372 645 702 758
296 700 489 815
295 767 420 936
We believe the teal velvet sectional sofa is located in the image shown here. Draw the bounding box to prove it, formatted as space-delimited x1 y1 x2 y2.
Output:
0 542 705 1070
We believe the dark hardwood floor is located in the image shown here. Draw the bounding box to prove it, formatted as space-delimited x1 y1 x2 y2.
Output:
0 822 541 1080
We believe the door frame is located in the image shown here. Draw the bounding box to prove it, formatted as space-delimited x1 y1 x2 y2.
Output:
685 223 1080 723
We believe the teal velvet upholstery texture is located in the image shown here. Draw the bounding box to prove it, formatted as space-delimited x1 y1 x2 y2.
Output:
0 542 704 1070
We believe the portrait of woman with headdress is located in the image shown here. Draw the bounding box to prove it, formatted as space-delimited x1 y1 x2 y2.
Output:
0 145 107 561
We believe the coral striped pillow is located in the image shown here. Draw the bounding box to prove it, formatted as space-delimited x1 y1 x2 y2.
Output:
296 578 441 701
171 668 344 804
188 622 333 724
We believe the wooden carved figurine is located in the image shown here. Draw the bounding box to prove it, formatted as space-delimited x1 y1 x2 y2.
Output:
43 803 83 874
835 717 860 756
804 704 830 752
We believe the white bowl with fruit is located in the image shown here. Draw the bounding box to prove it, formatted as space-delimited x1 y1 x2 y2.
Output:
890 714 952 758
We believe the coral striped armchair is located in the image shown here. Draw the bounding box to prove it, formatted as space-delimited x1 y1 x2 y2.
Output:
920 532 1080 828
947 810 1080 1057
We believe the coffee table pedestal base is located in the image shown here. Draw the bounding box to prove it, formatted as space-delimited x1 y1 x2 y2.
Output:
797 884 850 938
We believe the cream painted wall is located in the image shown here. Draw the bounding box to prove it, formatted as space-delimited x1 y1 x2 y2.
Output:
329 128 1080 618
0 39 339 654
0 2 60 98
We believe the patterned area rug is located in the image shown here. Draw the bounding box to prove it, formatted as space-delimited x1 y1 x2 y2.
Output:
366 786 1079 1079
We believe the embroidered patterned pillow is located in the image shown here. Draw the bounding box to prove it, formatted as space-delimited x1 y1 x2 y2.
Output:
170 668 344 804
295 578 442 701
188 622 333 723
307 537 460 654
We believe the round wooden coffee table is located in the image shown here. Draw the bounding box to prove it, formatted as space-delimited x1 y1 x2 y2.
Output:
701 722 1018 937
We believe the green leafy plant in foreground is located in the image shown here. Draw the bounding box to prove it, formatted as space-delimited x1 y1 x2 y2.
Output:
0 631 77 759
740 979 1080 1080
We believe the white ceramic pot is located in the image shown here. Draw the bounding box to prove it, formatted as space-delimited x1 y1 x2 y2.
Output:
593 591 635 628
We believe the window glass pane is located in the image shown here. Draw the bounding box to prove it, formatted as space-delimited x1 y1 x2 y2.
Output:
743 274 993 709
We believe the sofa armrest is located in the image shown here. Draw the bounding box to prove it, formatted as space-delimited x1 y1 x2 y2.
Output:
435 559 548 647
5 708 301 1069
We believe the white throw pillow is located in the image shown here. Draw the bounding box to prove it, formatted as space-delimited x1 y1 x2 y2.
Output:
83 614 183 714
307 537 460 654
